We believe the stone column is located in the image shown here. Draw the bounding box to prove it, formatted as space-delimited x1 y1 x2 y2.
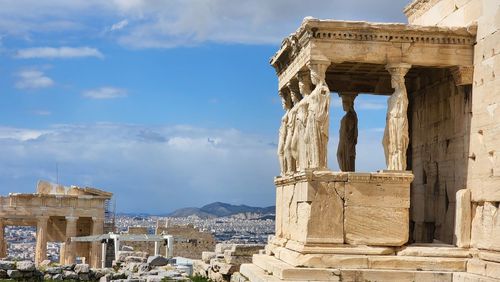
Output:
90 217 104 268
0 218 6 258
305 60 331 169
35 216 49 265
154 241 160 256
64 216 78 265
337 92 358 172
383 63 411 171
59 243 66 264
101 240 107 268
166 235 174 259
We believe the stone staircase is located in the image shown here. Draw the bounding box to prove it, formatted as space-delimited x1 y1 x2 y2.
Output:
236 244 500 282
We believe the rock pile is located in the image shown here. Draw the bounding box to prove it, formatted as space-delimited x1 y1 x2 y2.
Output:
0 255 189 282
193 243 263 282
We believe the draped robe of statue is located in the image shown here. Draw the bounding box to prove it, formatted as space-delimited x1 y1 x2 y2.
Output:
337 98 358 172
284 107 297 174
383 74 410 171
278 94 292 175
292 101 308 171
304 76 330 169
294 72 312 171
283 91 301 174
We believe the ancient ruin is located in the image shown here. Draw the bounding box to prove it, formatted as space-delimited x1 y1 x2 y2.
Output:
238 0 500 281
0 180 113 268
119 221 215 260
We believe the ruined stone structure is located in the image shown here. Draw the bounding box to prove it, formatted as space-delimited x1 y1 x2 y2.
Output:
238 0 500 281
0 180 113 268
124 221 215 260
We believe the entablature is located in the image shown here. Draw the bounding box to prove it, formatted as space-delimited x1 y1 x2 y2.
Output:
271 18 476 92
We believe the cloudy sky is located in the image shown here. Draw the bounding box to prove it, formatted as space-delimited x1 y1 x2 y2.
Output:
0 0 410 213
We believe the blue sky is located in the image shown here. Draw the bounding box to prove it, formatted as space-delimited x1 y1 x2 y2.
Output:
0 0 410 213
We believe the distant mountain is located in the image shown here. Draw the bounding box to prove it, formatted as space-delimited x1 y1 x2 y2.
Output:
167 207 215 218
166 202 275 218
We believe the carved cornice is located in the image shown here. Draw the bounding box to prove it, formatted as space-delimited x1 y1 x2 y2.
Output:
274 170 348 186
270 18 475 76
369 173 415 184
274 170 414 185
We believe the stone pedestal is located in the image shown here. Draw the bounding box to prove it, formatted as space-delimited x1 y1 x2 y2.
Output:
275 170 413 251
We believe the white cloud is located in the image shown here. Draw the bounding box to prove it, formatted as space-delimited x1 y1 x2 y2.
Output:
0 126 46 141
15 47 103 59
82 87 127 99
15 70 54 89
0 123 277 213
110 19 128 31
0 0 408 48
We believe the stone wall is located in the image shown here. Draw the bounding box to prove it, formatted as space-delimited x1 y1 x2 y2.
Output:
405 0 482 27
124 224 216 260
408 68 472 244
466 1 500 253
124 227 155 257
407 0 500 278
158 225 216 259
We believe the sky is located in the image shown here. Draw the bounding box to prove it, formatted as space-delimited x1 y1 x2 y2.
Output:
0 0 411 214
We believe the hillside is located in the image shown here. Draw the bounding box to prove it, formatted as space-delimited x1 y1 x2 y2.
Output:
167 202 275 218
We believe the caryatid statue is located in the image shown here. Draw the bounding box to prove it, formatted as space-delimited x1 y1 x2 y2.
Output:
305 61 331 169
337 93 358 172
286 82 302 174
277 90 293 175
292 72 312 171
383 63 411 171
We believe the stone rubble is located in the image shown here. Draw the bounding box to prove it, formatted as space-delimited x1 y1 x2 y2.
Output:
0 255 190 281
193 243 264 282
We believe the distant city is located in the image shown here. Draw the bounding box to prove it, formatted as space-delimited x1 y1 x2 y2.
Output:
4 202 275 262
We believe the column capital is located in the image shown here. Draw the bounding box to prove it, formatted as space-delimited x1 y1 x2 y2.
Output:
338 93 358 109
451 66 473 86
307 59 331 67
297 71 313 97
37 216 50 222
386 63 411 77
338 92 359 97
307 60 330 86
286 80 300 92
287 80 302 104
65 216 78 221
92 217 105 222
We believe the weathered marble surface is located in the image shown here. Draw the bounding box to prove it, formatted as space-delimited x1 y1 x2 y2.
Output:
275 171 413 247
